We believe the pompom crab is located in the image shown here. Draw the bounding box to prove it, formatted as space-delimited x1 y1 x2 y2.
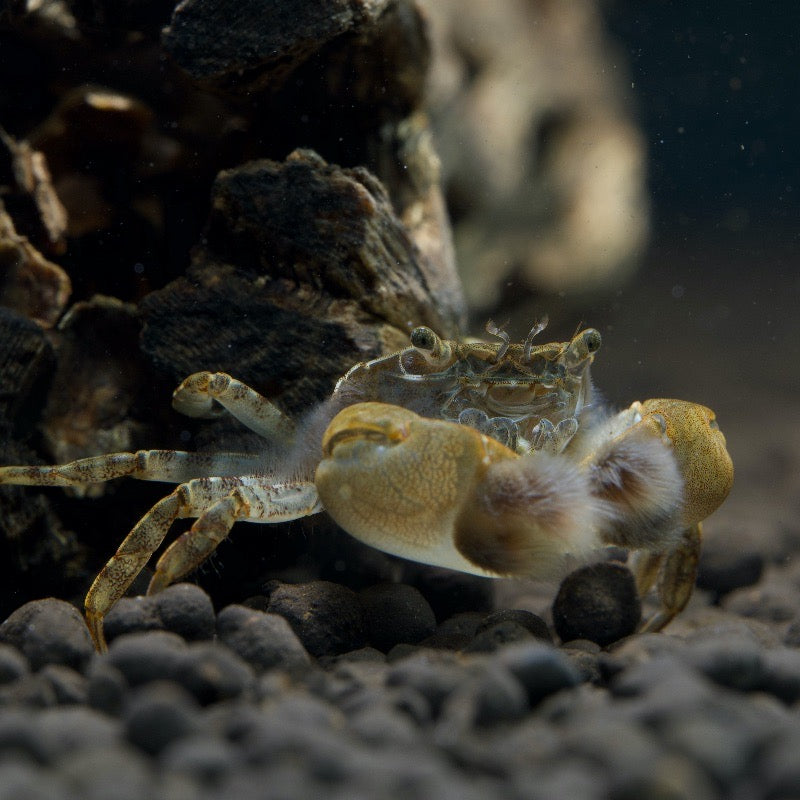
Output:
0 322 733 651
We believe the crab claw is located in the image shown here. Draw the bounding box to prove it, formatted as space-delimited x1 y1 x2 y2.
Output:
315 402 599 579
637 399 733 525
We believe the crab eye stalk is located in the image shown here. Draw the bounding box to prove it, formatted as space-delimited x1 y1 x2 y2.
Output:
564 328 602 366
410 326 451 367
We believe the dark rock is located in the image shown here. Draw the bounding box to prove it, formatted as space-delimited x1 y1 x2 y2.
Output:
173 642 255 705
0 672 57 707
722 579 800 623
161 733 241 783
267 581 367 658
420 612 486 650
472 665 528 726
0 643 28 683
124 681 202 755
101 596 164 644
35 706 121 762
0 760 66 800
404 567 494 622
163 0 391 95
386 652 464 717
759 648 800 704
0 709 47 762
683 634 765 692
0 599 93 672
86 659 128 717
39 664 88 705
562 647 603 685
359 583 437 652
493 642 581 706
759 730 800 800
153 583 216 642
348 703 419 746
106 631 188 686
474 609 552 643
552 563 641 647
696 546 764 597
217 604 311 672
463 621 536 653
55 743 156 800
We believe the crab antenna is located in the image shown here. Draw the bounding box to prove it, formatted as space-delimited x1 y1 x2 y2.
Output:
485 319 511 362
523 315 550 362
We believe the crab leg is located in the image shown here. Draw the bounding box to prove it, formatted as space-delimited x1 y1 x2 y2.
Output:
0 450 269 486
172 371 296 444
637 523 702 632
85 475 320 651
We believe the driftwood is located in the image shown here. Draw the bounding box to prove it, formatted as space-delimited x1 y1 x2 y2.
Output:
0 0 466 607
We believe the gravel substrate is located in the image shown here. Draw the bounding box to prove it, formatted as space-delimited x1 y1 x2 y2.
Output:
1 539 800 800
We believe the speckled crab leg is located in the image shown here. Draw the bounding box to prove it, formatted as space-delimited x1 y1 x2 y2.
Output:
637 523 703 633
85 475 321 652
0 450 269 486
172 371 296 445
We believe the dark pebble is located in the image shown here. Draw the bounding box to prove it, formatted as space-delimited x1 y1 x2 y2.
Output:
683 633 766 692
696 546 764 596
36 706 121 762
216 604 311 672
152 583 216 642
0 672 57 707
562 647 603 684
422 612 487 650
475 609 552 642
0 643 28 684
267 580 367 658
107 631 187 686
759 648 800 704
86 659 128 717
758 730 800 799
124 681 202 755
472 664 528 726
55 744 156 800
403 567 494 622
173 641 255 704
0 708 50 762
0 599 93 672
347 703 420 746
493 642 581 706
102 597 163 643
386 653 464 717
0 760 66 800
359 583 437 652
39 664 88 705
160 733 241 782
463 621 536 653
552 562 641 647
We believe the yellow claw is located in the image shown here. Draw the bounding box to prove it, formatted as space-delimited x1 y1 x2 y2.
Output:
637 399 734 526
315 402 601 580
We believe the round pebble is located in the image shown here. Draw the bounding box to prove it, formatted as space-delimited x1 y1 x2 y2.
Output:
696 545 764 597
359 583 436 652
152 583 216 642
464 621 537 653
494 642 581 706
0 643 28 684
217 604 311 672
0 599 94 672
267 581 367 658
552 562 641 647
474 609 552 643
124 681 202 755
